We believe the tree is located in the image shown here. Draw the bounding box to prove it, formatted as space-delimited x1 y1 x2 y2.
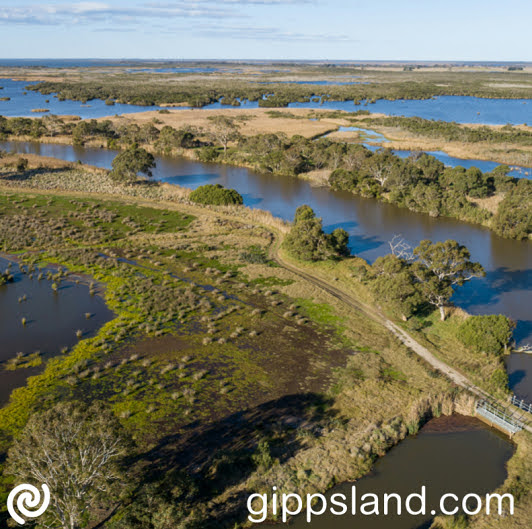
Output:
494 181 532 240
109 144 156 184
388 235 414 261
16 157 29 172
411 263 454 321
413 239 485 286
206 116 241 156
6 402 131 529
365 149 396 187
283 205 349 261
138 123 160 144
415 154 445 182
329 228 350 257
410 239 483 321
155 126 197 153
372 254 421 320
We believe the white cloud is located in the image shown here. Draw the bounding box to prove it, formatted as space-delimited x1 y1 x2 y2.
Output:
0 2 238 25
0 1 340 44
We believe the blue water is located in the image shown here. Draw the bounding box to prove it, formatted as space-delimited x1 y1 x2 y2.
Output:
199 97 532 126
334 126 390 143
362 145 530 179
201 95 532 125
288 96 532 125
2 77 531 125
3 139 530 349
257 80 365 85
394 149 531 179
127 67 236 74
326 127 531 179
0 79 164 118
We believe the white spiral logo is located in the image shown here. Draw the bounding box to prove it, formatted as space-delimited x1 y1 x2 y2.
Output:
7 484 50 525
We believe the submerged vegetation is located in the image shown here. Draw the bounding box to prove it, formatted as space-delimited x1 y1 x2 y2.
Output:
21 64 532 108
0 154 525 527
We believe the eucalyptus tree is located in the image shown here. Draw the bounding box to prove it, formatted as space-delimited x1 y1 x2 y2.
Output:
6 402 131 529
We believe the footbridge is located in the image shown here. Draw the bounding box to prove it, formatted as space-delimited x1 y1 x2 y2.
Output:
476 399 530 437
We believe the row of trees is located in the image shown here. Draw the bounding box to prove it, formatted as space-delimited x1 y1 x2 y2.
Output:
1 115 529 239
364 116 532 146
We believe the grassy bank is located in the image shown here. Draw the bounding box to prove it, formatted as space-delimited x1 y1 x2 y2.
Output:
0 161 461 527
2 156 527 527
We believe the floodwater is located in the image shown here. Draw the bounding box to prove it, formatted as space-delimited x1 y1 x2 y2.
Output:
506 353 532 401
2 140 531 399
0 256 114 404
1 78 531 125
394 149 530 179
2 140 530 348
284 415 514 529
328 126 531 179
0 78 164 118
288 95 532 125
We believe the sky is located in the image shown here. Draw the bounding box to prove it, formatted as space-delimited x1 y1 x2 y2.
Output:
0 0 531 61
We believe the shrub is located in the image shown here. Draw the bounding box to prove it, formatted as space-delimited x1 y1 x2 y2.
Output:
493 180 532 240
189 184 243 206
239 246 270 264
457 314 515 355
16 157 29 172
195 146 220 162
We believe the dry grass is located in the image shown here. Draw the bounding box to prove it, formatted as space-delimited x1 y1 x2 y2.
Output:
0 153 91 171
467 194 506 214
100 108 343 138
361 124 532 169
298 168 332 185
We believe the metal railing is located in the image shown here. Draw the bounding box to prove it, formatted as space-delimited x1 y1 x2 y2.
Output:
510 395 532 414
476 399 523 435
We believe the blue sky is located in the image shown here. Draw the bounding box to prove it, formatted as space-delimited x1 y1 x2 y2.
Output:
0 0 531 60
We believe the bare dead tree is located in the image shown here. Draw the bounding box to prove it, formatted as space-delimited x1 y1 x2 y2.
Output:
388 234 415 261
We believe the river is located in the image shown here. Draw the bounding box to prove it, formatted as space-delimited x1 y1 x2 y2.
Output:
285 415 514 529
1 140 531 396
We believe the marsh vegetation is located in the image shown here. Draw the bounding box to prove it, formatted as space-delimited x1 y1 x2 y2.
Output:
0 157 523 528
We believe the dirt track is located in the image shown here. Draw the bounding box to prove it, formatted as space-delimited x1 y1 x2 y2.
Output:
272 247 532 434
